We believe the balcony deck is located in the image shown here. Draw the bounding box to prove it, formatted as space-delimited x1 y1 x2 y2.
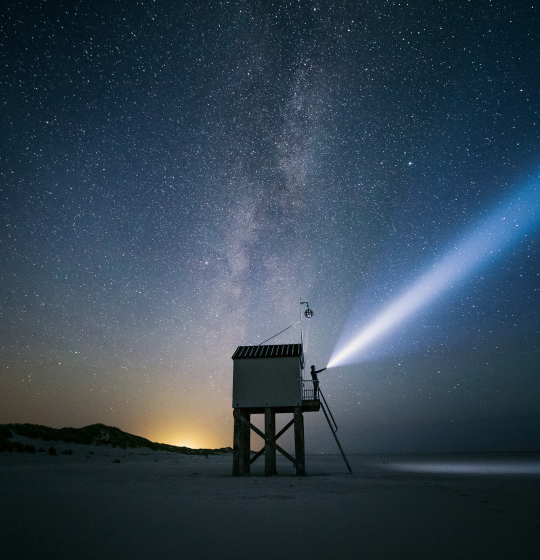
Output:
300 379 321 411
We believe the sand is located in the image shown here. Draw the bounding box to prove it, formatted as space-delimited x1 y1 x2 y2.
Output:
1 441 539 559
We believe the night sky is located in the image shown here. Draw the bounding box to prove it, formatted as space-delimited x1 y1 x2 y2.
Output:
2 0 539 453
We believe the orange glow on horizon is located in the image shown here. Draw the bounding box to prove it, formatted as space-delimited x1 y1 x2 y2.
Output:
147 427 229 450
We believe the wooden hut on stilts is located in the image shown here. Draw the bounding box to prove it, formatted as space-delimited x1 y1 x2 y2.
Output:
231 343 321 476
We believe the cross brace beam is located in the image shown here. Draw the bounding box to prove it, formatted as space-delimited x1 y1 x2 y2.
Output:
249 418 295 465
237 414 297 466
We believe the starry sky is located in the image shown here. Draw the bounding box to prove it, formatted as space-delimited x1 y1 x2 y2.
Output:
1 0 539 453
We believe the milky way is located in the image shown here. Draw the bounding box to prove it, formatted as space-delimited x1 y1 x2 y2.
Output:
1 1 539 452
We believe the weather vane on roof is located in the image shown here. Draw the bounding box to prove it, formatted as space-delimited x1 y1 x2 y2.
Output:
301 301 313 318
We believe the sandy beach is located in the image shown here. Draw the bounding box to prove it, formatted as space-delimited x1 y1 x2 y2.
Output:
1 439 539 560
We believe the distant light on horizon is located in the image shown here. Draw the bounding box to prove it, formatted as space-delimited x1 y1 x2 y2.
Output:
152 427 216 450
386 459 540 475
328 176 540 369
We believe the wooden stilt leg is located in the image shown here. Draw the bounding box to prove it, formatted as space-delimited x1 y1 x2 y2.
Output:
233 409 241 477
242 411 251 474
294 407 305 476
238 410 246 476
271 409 277 474
265 407 275 477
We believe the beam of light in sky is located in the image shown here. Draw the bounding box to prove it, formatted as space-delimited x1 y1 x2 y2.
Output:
328 177 540 368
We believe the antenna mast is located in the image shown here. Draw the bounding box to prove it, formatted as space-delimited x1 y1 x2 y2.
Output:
300 301 313 369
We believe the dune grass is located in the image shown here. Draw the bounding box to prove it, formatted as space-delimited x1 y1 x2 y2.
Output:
0 422 232 455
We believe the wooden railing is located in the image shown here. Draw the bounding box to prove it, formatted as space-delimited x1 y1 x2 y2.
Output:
301 379 319 400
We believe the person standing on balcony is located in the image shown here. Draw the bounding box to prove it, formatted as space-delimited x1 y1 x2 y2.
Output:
310 365 326 399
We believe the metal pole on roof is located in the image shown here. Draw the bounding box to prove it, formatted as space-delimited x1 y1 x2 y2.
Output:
300 301 303 350
300 301 311 369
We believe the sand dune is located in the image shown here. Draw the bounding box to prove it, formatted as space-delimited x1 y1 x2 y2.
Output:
1 442 540 559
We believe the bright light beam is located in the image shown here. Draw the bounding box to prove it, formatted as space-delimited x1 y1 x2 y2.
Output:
328 177 540 368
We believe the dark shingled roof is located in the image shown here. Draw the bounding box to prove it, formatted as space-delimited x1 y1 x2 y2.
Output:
232 344 303 359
